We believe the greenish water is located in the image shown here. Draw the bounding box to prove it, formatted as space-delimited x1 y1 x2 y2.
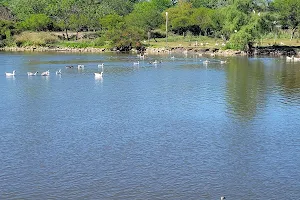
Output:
0 52 299 199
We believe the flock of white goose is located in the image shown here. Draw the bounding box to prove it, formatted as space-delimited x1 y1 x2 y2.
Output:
286 55 300 62
4 53 236 78
5 64 104 78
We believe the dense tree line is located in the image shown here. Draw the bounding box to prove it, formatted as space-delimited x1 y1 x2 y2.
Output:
0 0 299 50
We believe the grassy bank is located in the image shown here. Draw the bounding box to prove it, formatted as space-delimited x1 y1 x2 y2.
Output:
2 31 300 54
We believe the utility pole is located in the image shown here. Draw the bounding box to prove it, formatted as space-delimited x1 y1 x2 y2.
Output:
166 12 168 47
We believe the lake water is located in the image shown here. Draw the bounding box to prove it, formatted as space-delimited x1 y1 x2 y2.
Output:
0 51 299 200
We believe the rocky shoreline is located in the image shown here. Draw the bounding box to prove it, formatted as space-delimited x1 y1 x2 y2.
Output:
1 45 299 56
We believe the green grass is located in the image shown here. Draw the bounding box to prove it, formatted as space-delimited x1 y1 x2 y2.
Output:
145 34 300 49
146 35 227 49
56 37 109 48
11 31 300 50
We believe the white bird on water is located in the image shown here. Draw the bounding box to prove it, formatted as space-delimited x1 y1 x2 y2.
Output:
95 65 104 78
41 70 50 76
98 63 104 68
133 61 139 65
138 54 145 60
203 60 210 65
286 55 294 61
5 70 16 76
56 69 62 75
27 71 38 76
94 71 103 78
78 64 84 69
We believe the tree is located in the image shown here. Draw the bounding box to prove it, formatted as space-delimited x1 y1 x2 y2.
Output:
126 1 164 41
190 0 234 8
272 0 300 40
99 0 139 16
46 0 78 40
100 14 123 31
217 0 272 50
19 14 51 31
0 19 16 47
191 7 213 35
165 2 194 35
219 6 249 40
8 0 48 20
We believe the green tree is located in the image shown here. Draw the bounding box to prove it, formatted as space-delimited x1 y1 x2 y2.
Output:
100 14 123 31
0 19 16 47
19 14 51 31
190 0 233 8
165 2 194 35
126 0 165 41
191 7 213 35
220 6 249 40
46 0 78 39
9 0 48 20
210 8 226 38
272 0 300 40
99 0 139 16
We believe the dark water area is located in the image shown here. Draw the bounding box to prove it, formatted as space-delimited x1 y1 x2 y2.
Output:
0 52 299 199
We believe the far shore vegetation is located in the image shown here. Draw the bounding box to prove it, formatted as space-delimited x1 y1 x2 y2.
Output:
0 0 300 52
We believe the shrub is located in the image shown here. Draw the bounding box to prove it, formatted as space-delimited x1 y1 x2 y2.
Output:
14 32 58 47
227 29 254 50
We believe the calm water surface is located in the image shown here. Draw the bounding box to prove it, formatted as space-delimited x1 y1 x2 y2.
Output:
0 52 299 200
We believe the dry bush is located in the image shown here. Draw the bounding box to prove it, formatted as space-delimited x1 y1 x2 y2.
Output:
15 31 58 47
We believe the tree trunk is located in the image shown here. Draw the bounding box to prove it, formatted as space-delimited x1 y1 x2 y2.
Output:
65 29 69 40
290 27 296 40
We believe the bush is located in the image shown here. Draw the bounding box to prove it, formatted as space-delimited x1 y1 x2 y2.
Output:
92 37 106 47
227 29 254 50
14 32 58 47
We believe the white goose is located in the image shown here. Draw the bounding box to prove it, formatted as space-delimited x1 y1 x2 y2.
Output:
5 70 16 76
41 70 50 76
220 60 227 64
133 61 139 65
294 57 300 62
98 63 104 68
56 69 62 75
94 71 103 78
203 60 210 65
286 56 294 61
78 64 84 69
95 65 104 78
152 60 158 65
139 54 145 60
27 71 38 76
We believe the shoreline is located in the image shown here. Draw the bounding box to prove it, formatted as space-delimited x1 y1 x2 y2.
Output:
0 45 299 56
